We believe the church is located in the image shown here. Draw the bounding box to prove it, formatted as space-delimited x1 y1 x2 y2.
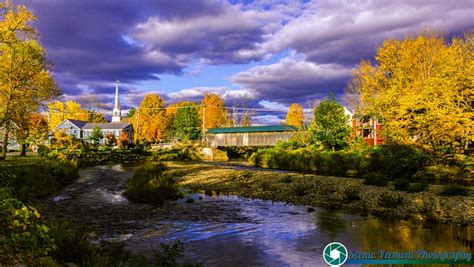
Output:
53 81 134 143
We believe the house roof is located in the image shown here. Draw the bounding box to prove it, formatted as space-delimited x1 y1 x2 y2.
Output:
207 125 298 134
66 119 88 129
82 122 131 130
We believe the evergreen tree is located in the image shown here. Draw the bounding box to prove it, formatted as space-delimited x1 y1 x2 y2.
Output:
310 95 351 150
173 104 200 140
88 126 103 145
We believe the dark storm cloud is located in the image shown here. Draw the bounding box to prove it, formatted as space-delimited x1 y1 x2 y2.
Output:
265 0 474 66
17 0 233 95
12 0 474 114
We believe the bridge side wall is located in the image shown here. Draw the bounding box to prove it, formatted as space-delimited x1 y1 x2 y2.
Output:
207 131 295 147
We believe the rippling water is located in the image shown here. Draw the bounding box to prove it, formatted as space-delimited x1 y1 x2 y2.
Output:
42 165 473 266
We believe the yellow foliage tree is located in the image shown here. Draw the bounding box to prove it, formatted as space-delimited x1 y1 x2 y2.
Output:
348 31 473 153
47 100 88 129
0 1 59 159
200 93 227 130
131 93 166 142
285 103 305 127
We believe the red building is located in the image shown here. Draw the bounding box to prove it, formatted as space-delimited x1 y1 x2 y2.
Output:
352 116 383 146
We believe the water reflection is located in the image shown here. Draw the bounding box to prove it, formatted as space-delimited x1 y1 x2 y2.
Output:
315 209 347 239
43 165 473 266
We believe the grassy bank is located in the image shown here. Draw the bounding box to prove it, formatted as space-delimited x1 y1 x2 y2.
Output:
173 162 474 225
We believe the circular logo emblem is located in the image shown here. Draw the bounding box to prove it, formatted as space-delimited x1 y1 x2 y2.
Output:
323 242 348 266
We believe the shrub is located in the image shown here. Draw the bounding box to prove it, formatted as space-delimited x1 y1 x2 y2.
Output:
0 197 55 265
343 186 361 202
378 192 405 208
413 165 469 182
406 182 429 193
125 163 181 204
363 172 389 186
363 144 429 179
438 184 470 196
394 178 410 191
47 220 95 265
291 182 311 196
0 159 79 201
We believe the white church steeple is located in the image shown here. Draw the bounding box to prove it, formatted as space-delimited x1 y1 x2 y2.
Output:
112 80 121 123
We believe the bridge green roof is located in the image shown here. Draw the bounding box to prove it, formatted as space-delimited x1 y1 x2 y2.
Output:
207 125 298 134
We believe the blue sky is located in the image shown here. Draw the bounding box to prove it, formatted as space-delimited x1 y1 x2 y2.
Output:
16 0 474 124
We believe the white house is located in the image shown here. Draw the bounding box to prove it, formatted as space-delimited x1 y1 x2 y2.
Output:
53 81 133 143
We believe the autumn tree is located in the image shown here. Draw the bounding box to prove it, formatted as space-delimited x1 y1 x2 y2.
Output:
15 112 49 155
285 103 305 127
310 95 351 151
118 132 129 148
87 111 107 123
0 1 59 159
348 31 473 153
200 93 227 130
47 101 88 129
104 133 116 147
174 103 200 140
131 93 166 143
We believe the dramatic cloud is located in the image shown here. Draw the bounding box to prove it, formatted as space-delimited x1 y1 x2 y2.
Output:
14 0 474 122
231 55 353 103
167 87 254 103
265 0 474 65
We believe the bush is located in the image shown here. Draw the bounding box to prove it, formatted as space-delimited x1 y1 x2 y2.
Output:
406 182 429 193
363 144 429 179
363 172 389 186
125 163 181 204
413 164 469 182
0 159 79 201
47 220 95 265
394 178 410 191
438 184 470 196
378 192 405 208
0 196 55 265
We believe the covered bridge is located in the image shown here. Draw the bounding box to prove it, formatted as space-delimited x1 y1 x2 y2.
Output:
206 125 297 147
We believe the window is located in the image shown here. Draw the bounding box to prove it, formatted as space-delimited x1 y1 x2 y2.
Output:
73 129 77 134
65 122 69 128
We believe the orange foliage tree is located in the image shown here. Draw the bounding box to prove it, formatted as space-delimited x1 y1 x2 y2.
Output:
200 93 227 130
118 132 129 148
131 94 166 143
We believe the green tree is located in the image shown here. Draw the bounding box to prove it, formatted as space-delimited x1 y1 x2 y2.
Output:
173 104 200 140
0 1 59 159
88 126 103 145
310 95 351 150
126 107 136 118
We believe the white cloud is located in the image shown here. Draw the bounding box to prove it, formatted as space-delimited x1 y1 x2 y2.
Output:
231 55 352 102
166 86 254 102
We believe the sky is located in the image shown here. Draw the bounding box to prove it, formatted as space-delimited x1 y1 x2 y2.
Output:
16 0 474 124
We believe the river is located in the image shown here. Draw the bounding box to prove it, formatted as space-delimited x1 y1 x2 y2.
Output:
41 164 473 266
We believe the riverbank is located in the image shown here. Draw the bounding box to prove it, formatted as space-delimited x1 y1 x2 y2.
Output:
173 162 474 225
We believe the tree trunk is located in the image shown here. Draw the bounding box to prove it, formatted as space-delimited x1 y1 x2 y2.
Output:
20 143 27 156
0 129 8 160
